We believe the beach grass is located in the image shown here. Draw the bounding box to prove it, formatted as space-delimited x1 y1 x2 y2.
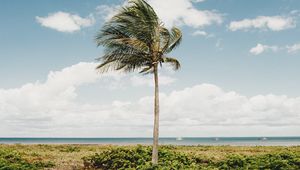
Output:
0 144 299 169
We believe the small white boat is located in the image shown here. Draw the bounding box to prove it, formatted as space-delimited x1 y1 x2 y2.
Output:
176 137 183 141
261 137 268 141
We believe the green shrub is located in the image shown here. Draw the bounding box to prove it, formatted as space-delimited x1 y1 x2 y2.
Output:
83 146 300 170
82 145 205 170
218 152 300 170
0 149 37 170
33 161 55 168
218 154 247 170
0 149 54 170
59 146 80 153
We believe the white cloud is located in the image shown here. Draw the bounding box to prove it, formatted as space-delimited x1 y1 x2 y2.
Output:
191 0 206 3
96 4 122 21
36 12 95 33
97 0 223 28
148 0 223 28
287 43 300 53
0 62 120 117
249 43 300 55
249 43 278 55
1 63 300 137
229 16 295 31
158 84 300 127
192 30 207 36
192 30 215 38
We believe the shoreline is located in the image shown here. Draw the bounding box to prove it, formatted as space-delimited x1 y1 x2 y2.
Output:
0 137 299 146
1 143 300 146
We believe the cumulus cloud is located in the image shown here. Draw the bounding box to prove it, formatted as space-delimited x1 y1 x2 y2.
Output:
159 84 300 126
249 43 300 55
287 43 300 53
97 0 223 28
192 0 205 2
0 63 300 137
96 4 122 22
192 30 213 37
149 0 223 28
229 16 295 31
0 62 97 110
36 12 95 32
0 62 122 135
192 30 207 36
249 43 278 55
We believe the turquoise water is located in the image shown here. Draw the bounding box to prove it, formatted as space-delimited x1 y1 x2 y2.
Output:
0 137 299 146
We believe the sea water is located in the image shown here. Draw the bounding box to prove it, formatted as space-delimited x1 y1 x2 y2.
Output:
0 137 299 146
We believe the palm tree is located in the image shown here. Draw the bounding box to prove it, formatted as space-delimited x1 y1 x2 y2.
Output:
95 0 182 165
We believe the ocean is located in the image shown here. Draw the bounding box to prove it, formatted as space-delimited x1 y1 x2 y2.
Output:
0 137 299 146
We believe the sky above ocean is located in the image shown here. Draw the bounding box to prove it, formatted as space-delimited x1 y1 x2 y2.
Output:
0 0 300 137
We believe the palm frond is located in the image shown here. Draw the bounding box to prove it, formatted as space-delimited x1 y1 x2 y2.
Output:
164 27 182 53
95 0 181 74
159 26 171 53
162 57 181 70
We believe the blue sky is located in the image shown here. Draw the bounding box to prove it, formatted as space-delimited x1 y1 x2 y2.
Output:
0 0 300 137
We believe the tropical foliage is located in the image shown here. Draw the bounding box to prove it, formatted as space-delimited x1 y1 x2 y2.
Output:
83 145 300 170
95 0 181 74
0 148 54 170
1 144 300 169
82 145 203 170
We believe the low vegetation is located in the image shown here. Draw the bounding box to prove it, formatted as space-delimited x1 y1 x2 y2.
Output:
0 148 54 170
0 144 299 169
83 145 300 170
82 145 203 169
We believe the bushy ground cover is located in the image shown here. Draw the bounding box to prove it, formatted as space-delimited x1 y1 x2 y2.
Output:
0 148 54 170
83 145 300 170
0 144 299 169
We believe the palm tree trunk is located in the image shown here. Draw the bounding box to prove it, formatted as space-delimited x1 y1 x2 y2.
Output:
152 64 159 165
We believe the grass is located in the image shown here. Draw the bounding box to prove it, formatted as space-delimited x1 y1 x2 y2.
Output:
0 144 299 169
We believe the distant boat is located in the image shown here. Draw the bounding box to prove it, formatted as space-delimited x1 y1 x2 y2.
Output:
176 137 183 141
214 137 219 141
261 137 268 141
